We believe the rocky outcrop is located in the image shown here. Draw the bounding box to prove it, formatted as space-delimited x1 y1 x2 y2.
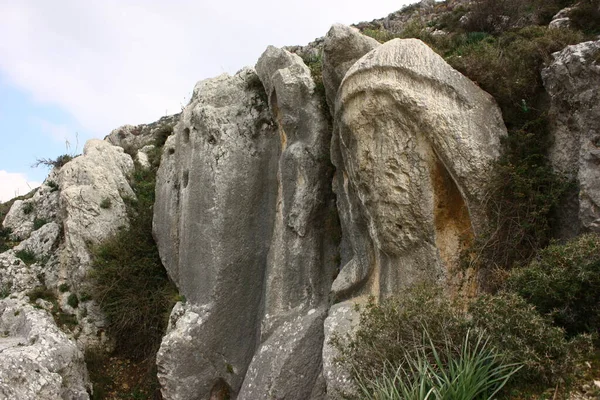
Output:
322 24 379 114
327 36 505 300
58 139 135 284
549 7 573 29
0 138 139 398
154 68 280 399
323 35 506 395
0 298 90 400
155 43 338 397
239 45 336 399
152 23 507 399
105 113 179 154
542 40 600 237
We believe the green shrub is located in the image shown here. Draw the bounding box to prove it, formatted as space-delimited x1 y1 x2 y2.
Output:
58 283 70 293
356 330 521 400
469 292 592 386
22 202 34 215
33 154 74 169
569 0 600 34
46 180 59 192
0 226 13 253
154 125 174 147
335 285 590 398
99 198 112 209
332 284 468 385
15 248 36 265
467 125 574 273
67 293 79 308
27 286 56 303
0 283 12 299
506 234 600 336
33 217 48 230
446 26 584 125
90 152 178 360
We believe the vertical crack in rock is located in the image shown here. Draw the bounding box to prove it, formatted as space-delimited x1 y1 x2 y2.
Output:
237 45 337 400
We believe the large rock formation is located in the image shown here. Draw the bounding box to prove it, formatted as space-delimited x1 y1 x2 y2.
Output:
542 40 600 237
239 45 335 400
328 37 505 301
0 298 90 400
0 138 139 398
321 34 506 397
154 68 281 399
153 24 507 399
155 43 338 398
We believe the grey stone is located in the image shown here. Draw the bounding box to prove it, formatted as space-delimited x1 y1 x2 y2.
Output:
0 298 90 400
322 24 379 115
542 40 600 236
236 46 336 399
322 300 363 399
105 113 179 154
154 68 279 399
13 222 60 261
58 139 134 284
238 308 327 400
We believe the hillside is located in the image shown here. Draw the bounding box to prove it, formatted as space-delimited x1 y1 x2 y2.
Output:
1 0 599 399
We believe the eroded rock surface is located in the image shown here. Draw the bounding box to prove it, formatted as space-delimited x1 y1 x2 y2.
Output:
542 40 600 237
328 37 505 302
239 46 336 399
0 298 90 400
105 113 179 153
154 68 280 399
155 45 337 398
59 139 135 284
322 24 379 114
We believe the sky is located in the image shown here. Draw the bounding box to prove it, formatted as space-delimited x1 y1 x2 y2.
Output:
0 0 412 202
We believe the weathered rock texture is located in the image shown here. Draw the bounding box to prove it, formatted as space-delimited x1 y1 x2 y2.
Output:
105 113 179 154
322 24 379 115
0 138 140 398
155 45 338 397
328 37 505 301
153 24 507 399
154 68 280 399
0 298 90 400
542 40 600 237
58 139 135 284
323 35 506 396
239 45 336 400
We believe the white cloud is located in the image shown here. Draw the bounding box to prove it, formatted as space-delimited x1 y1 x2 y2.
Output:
0 170 40 203
0 0 410 138
34 118 77 144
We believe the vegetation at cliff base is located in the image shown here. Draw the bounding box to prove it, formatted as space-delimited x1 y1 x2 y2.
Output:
90 148 177 360
334 283 594 399
88 141 177 399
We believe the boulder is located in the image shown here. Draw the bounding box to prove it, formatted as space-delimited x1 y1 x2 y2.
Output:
0 298 90 400
154 68 280 399
328 37 506 302
549 7 573 30
58 139 135 283
237 46 336 399
542 40 600 237
322 24 379 115
2 174 61 241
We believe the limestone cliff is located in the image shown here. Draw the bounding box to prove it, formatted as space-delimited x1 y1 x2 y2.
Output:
1 2 599 399
152 23 507 399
